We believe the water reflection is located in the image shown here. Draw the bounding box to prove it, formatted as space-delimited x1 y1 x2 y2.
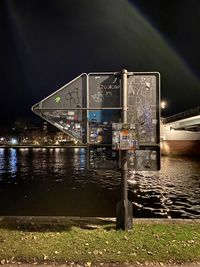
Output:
9 148 18 175
0 148 199 218
128 156 200 218
0 148 5 174
0 148 18 176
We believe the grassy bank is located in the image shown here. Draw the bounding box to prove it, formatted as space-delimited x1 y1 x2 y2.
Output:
0 219 200 265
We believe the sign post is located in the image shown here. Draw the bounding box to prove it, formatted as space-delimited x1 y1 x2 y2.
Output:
116 69 133 230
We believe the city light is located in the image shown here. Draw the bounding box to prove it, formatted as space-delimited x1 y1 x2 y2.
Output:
11 138 18 145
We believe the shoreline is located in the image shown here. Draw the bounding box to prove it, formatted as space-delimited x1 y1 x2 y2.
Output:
1 216 200 226
0 146 200 158
0 145 87 148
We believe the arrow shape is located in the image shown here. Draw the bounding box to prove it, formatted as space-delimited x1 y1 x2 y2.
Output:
32 73 87 144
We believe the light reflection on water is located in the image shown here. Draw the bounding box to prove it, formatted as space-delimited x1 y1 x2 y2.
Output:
0 148 5 174
0 147 199 218
129 156 200 218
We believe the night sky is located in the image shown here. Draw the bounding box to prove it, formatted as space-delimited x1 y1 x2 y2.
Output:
0 0 200 127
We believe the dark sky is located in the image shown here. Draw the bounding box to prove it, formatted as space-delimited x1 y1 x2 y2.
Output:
0 0 200 127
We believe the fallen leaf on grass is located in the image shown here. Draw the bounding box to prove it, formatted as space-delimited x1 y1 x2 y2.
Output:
43 254 48 260
93 250 99 255
93 250 103 255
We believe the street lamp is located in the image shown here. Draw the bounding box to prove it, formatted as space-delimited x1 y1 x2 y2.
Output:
161 100 167 122
161 101 167 110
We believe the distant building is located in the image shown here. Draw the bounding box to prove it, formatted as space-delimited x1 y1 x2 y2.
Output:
18 122 74 146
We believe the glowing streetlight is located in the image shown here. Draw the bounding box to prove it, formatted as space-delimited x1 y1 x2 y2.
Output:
11 138 18 145
161 101 167 110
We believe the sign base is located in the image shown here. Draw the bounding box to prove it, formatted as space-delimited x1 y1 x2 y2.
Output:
116 200 133 230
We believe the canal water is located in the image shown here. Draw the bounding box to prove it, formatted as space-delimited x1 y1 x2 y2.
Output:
0 147 199 218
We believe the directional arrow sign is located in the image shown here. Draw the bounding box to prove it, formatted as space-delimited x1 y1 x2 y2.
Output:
32 73 87 144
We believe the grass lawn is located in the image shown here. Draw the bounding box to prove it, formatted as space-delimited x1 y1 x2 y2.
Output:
0 218 200 265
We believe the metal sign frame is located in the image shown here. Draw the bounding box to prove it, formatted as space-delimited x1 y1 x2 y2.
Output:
32 70 161 230
87 71 161 171
32 71 160 169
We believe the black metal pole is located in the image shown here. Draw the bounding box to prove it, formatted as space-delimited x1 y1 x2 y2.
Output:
116 69 133 230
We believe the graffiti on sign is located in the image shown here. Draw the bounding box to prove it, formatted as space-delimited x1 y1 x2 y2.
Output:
89 74 121 108
128 74 159 144
65 88 81 107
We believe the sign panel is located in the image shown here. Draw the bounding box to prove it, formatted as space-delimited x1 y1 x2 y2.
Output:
32 74 87 144
88 145 119 170
127 73 160 145
87 72 160 171
88 145 160 171
112 123 139 150
88 73 121 108
128 146 160 171
88 110 120 145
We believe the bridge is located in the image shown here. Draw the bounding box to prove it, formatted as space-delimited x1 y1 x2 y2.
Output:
161 106 200 156
163 106 200 132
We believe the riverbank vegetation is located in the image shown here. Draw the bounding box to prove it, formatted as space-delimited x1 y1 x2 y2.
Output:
0 219 200 265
